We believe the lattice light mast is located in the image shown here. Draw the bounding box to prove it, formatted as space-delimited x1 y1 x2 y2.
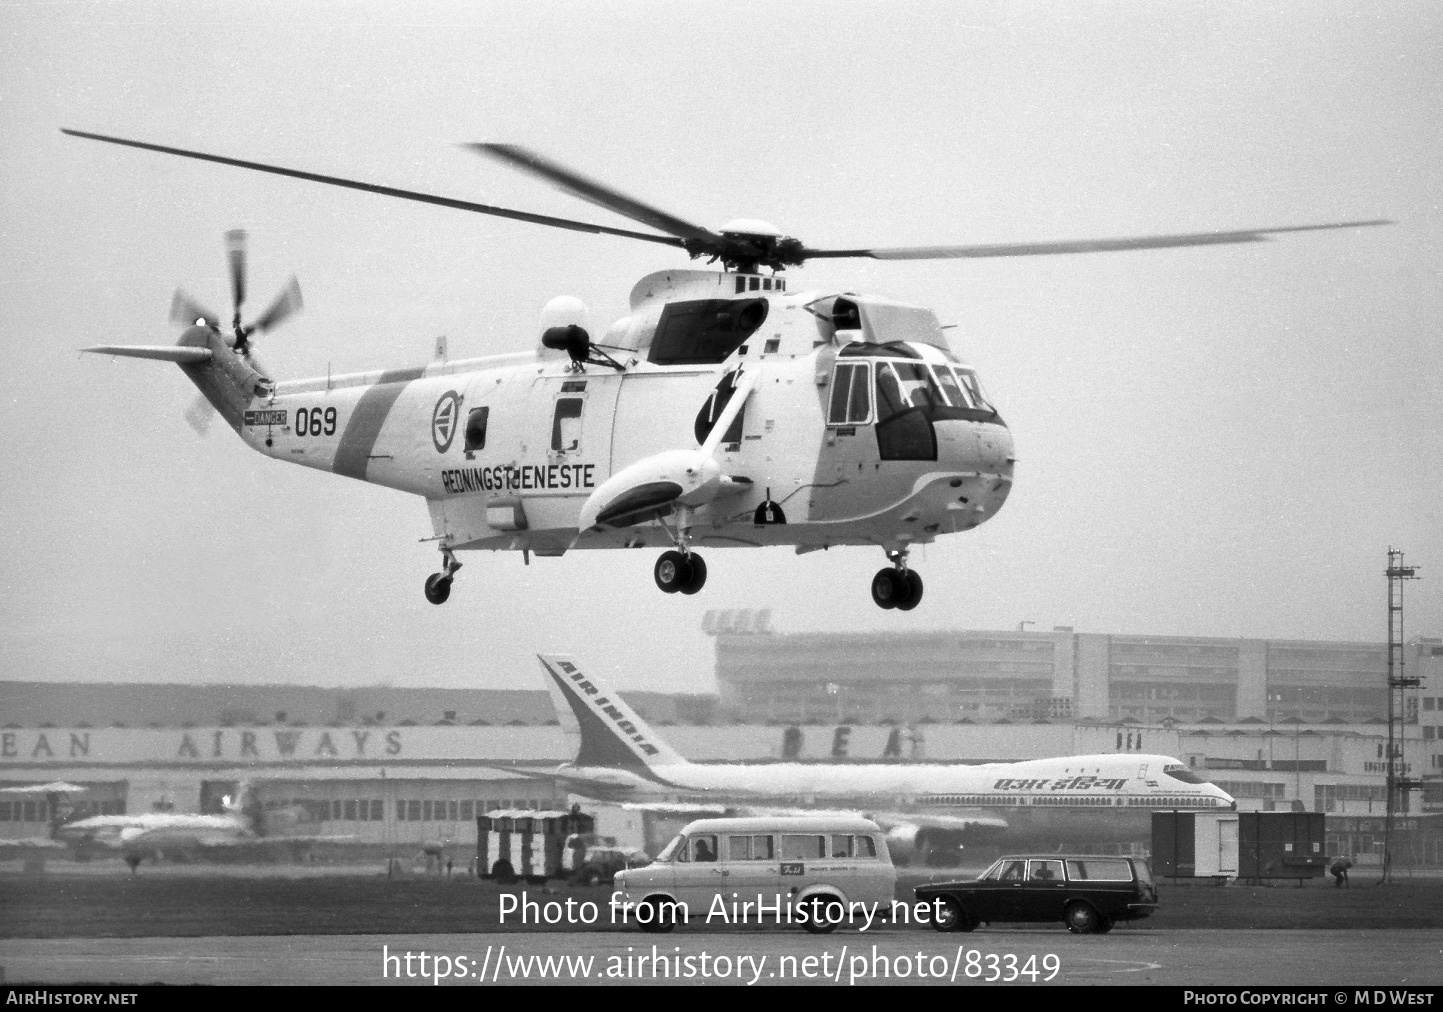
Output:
1382 548 1422 884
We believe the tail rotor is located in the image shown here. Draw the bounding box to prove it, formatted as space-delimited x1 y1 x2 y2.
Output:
173 230 303 434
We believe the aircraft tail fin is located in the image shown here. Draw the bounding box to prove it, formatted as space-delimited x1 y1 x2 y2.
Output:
538 654 688 771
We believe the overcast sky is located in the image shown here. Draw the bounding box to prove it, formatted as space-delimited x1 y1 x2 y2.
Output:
1 1 1438 694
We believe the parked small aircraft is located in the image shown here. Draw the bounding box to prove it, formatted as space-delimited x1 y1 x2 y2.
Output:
64 128 1385 609
52 784 345 872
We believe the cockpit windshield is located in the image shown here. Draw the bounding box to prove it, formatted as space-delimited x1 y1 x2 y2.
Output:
1164 765 1208 785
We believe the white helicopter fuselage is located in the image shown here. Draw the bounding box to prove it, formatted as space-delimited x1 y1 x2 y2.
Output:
203 269 1014 563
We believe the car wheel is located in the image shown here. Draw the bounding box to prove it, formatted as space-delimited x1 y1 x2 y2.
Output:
637 898 677 934
583 867 603 887
1064 901 1102 934
931 895 977 933
802 894 841 934
490 860 516 885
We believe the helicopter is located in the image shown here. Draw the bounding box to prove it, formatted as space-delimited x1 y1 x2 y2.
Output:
64 128 1387 610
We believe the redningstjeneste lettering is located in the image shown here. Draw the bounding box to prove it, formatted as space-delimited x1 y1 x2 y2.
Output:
442 463 595 494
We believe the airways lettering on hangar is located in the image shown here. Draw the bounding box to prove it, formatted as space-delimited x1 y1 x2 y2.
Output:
0 730 404 761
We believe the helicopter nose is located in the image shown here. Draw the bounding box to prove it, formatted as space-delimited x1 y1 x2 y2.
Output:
933 419 1014 474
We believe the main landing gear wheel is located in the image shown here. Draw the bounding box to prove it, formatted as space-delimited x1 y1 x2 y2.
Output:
424 573 452 605
654 550 690 593
424 547 462 605
679 552 707 595
897 570 924 611
655 550 707 594
871 563 924 610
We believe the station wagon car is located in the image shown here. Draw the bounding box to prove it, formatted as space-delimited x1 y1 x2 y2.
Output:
916 854 1157 934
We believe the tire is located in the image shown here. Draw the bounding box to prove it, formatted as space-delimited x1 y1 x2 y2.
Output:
679 553 707 594
424 573 451 605
896 570 924 611
637 898 677 934
1065 901 1102 934
582 867 604 887
931 895 977 933
870 568 903 609
654 551 692 593
802 894 841 934
491 860 516 885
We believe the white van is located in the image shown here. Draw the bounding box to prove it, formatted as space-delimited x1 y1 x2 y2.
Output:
611 815 896 934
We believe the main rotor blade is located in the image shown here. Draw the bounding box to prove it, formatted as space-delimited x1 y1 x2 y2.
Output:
61 129 688 249
170 289 221 330
802 219 1392 261
249 276 303 334
466 143 721 243
226 229 247 312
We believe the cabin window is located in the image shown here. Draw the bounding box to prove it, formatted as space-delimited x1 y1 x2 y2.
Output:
648 298 769 365
1028 859 1063 881
828 362 871 425
727 834 775 860
690 835 718 862
464 406 489 456
551 398 583 453
694 370 747 446
781 834 825 860
1065 859 1133 882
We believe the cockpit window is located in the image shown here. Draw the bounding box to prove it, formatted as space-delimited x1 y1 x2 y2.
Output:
874 363 908 420
891 361 943 412
931 366 970 408
648 298 769 366
828 362 871 425
1164 765 1208 785
955 368 994 413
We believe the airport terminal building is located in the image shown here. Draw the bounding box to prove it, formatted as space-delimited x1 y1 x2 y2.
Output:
4 621 1441 866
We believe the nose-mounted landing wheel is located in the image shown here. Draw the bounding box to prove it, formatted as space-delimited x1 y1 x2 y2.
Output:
871 552 923 610
654 549 707 594
424 547 463 605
